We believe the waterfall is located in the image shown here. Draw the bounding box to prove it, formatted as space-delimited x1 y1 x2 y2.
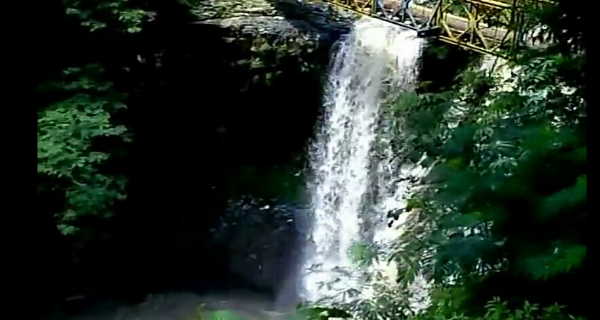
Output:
301 17 425 303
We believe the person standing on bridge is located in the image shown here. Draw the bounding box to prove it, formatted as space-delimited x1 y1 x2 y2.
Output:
375 0 386 17
400 0 412 21
389 0 412 21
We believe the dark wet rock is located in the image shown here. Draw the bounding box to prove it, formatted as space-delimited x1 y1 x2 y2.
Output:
193 0 353 38
209 198 306 296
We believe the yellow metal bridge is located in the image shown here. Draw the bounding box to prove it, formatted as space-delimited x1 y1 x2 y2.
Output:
313 0 554 57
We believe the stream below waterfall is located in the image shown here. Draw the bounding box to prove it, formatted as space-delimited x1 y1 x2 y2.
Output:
64 292 290 320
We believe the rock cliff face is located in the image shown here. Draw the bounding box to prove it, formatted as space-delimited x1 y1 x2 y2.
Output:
209 198 308 303
193 0 352 40
190 0 352 92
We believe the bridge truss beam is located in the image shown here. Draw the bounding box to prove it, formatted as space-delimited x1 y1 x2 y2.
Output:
315 0 553 57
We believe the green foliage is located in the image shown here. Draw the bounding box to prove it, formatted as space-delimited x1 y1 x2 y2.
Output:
349 241 379 267
63 0 154 33
379 48 586 315
205 299 583 320
38 65 129 236
421 299 586 320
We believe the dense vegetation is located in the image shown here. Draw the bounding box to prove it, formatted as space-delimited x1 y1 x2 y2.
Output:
37 0 585 319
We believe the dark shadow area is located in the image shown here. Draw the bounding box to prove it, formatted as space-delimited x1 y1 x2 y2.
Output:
417 41 476 92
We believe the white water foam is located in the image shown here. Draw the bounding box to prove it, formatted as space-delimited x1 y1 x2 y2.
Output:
301 17 424 303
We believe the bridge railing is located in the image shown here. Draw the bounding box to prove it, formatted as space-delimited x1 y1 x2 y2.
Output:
312 0 555 57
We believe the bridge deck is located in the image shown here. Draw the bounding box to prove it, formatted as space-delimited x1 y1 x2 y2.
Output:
317 0 553 56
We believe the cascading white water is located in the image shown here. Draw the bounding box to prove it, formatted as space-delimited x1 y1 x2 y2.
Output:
301 17 425 303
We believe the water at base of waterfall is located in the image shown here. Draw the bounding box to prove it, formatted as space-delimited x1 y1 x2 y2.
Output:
300 17 425 303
